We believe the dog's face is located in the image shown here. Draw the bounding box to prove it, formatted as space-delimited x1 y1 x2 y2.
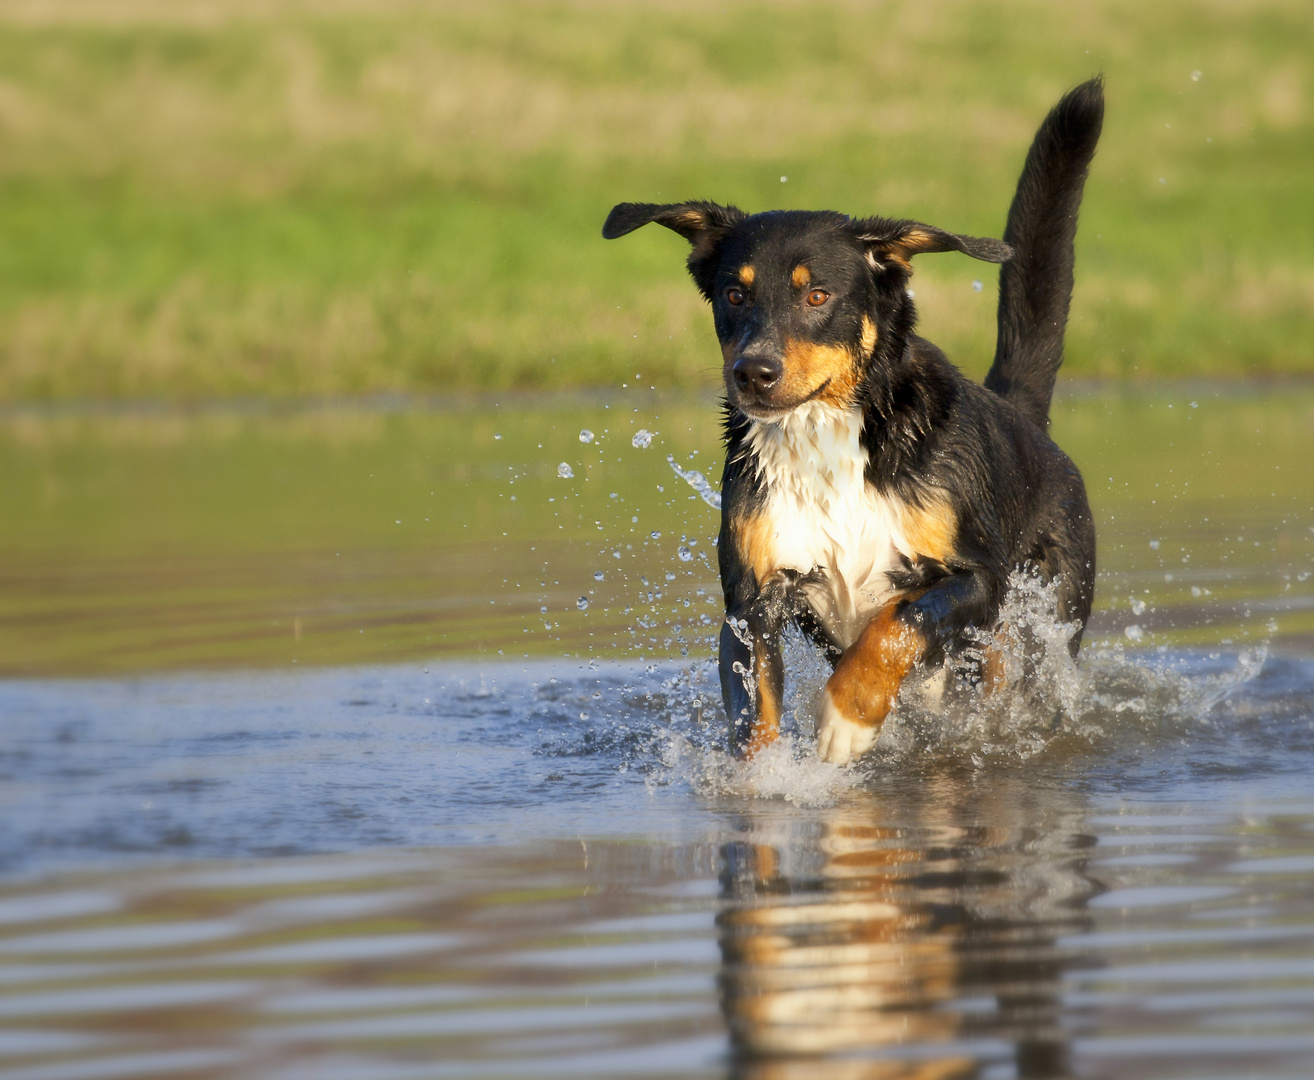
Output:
711 212 875 418
603 201 1011 419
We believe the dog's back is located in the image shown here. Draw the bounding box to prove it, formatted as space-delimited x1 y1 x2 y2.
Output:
986 78 1104 430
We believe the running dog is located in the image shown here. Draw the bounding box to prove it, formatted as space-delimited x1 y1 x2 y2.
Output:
603 79 1104 764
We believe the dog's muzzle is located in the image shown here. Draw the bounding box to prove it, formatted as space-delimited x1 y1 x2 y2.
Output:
731 352 783 397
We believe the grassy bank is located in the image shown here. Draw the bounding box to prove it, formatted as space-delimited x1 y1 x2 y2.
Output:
0 0 1310 400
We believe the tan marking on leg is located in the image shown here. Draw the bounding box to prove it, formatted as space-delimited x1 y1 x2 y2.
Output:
895 492 958 564
743 645 781 756
817 599 927 763
980 644 1008 693
860 314 878 358
730 510 776 586
791 263 811 289
827 601 926 726
737 264 755 287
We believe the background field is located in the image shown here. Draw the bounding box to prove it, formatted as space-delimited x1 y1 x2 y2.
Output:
0 0 1310 401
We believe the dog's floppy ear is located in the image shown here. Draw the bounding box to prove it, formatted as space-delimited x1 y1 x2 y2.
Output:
603 200 746 250
850 217 1013 268
603 201 747 299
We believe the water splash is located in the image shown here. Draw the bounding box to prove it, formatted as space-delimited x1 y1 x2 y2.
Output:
659 732 865 808
637 573 1270 801
870 572 1267 769
667 455 722 510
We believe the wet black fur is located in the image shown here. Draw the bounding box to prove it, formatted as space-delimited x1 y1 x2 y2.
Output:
604 80 1104 753
988 81 1106 429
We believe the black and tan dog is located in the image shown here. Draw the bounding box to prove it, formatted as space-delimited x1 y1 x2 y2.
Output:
604 79 1103 764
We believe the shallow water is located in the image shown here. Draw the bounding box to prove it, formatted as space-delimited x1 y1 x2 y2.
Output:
2 387 1314 1078
3 387 1312 674
2 653 1314 1078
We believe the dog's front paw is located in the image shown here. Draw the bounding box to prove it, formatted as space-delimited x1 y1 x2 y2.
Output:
815 693 879 765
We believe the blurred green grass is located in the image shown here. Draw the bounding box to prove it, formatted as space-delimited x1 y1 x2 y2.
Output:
0 0 1310 401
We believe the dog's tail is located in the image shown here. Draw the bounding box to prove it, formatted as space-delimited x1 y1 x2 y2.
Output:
985 78 1104 430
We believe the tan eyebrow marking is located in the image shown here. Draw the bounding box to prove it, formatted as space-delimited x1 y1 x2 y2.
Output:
791 264 811 289
738 265 755 287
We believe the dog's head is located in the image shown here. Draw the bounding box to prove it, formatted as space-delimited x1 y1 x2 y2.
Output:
603 201 1011 419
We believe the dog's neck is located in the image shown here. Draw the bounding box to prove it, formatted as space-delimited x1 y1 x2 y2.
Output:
744 401 868 508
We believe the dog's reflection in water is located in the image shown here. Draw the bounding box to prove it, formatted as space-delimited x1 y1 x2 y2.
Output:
717 779 1098 1079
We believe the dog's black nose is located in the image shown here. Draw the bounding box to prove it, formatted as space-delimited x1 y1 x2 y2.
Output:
733 354 782 395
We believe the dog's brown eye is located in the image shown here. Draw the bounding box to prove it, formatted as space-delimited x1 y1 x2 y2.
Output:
807 289 830 307
725 287 745 306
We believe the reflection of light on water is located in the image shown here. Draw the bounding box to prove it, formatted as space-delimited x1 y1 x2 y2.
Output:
716 780 1099 1071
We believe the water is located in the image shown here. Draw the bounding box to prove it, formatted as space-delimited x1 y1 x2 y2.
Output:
1 387 1313 1078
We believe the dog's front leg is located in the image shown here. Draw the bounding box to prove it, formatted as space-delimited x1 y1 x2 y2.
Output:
816 572 997 764
719 605 785 758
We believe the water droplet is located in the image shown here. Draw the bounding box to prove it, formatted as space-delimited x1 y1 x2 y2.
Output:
1131 597 1147 616
1124 624 1144 642
577 596 590 611
557 462 574 478
678 546 692 562
493 433 502 440
1191 70 1202 81
972 280 983 292
1149 539 1160 550
593 571 604 581
780 175 788 183
666 456 721 510
579 429 594 444
540 606 548 614
650 530 662 540
632 429 654 449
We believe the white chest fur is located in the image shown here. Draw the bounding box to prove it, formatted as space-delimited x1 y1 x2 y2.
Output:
745 402 913 649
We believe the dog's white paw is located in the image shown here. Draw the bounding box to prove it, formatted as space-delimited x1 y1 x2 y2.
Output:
815 694 879 766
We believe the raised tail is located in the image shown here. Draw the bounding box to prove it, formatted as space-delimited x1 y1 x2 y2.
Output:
985 78 1104 429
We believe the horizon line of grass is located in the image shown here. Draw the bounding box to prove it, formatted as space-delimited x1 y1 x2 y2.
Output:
0 0 1310 401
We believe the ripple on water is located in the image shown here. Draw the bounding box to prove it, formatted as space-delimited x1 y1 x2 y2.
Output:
1 590 1313 1076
